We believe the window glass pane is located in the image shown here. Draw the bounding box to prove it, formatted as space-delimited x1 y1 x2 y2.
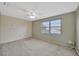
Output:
51 27 61 34
50 19 61 34
41 21 49 33
51 19 61 26
41 27 49 33
42 21 49 27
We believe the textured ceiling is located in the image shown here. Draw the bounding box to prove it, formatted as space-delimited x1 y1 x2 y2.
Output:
0 2 79 21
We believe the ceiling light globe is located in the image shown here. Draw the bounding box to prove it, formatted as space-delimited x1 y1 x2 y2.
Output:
30 15 35 19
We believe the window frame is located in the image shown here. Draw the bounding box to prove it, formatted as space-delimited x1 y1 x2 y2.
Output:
50 18 62 34
41 17 62 35
41 20 50 34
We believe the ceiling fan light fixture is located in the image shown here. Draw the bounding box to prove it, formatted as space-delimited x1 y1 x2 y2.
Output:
30 15 36 19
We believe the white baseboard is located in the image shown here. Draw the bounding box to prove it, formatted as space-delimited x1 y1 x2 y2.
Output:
0 36 32 45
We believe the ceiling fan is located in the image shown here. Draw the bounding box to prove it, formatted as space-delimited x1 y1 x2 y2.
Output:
3 2 37 19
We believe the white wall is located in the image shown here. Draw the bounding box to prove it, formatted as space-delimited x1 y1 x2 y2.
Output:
0 15 32 44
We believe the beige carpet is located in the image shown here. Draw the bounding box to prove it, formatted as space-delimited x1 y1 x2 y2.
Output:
0 38 77 56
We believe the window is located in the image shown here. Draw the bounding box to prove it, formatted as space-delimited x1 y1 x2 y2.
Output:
41 21 49 33
41 18 61 34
